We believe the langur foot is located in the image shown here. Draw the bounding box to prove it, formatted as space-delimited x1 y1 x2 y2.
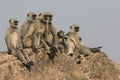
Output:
23 63 31 72
28 61 34 66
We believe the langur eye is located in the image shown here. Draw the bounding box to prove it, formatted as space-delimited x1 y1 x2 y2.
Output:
49 17 52 21
44 16 48 20
49 15 52 17
32 15 37 18
44 15 48 17
14 21 18 23
75 27 79 30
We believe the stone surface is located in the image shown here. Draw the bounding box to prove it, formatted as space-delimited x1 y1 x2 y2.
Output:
0 49 120 80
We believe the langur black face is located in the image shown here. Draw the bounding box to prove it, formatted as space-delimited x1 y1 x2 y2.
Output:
32 14 37 20
9 18 19 27
14 21 18 26
74 27 79 32
43 15 52 22
59 31 64 37
39 12 53 23
70 24 80 33
57 30 64 37
27 12 37 22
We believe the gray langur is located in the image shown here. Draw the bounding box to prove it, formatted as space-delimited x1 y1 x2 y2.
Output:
5 18 33 70
28 12 58 53
39 12 58 49
65 24 82 55
57 30 66 52
21 12 37 48
65 24 93 64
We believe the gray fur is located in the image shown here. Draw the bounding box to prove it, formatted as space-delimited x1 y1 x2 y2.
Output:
5 18 33 65
21 12 37 48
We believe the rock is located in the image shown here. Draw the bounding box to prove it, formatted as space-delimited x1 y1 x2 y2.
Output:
0 50 120 80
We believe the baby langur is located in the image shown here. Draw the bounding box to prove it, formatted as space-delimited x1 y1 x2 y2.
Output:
5 18 33 71
57 30 66 53
21 12 37 48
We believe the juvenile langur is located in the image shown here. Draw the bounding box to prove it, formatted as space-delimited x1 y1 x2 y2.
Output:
57 30 66 52
21 12 37 48
5 18 33 70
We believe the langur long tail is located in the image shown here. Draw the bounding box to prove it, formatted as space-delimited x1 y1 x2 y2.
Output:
91 46 103 53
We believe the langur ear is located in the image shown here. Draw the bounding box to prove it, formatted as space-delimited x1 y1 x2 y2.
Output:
9 19 11 23
27 13 30 17
39 13 41 16
57 32 59 36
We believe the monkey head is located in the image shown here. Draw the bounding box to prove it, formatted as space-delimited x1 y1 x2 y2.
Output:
57 30 65 37
38 12 53 23
9 18 19 27
70 24 80 33
27 12 37 22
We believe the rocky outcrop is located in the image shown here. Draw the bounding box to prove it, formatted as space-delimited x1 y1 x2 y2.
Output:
0 49 120 80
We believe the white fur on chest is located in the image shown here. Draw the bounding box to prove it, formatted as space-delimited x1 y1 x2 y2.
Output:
11 32 19 48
